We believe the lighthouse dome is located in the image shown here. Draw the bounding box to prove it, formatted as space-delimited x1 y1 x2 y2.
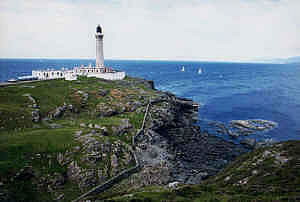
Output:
96 25 102 33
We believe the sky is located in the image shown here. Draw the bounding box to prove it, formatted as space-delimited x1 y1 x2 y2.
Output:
0 0 299 62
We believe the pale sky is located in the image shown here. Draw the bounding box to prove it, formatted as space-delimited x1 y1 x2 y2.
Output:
0 0 299 62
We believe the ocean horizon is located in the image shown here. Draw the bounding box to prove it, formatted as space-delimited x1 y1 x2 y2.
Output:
1 58 300 143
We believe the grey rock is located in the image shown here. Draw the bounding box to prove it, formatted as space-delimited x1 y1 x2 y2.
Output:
98 89 109 96
32 109 40 122
50 172 65 187
94 124 101 129
57 153 64 165
241 138 256 148
32 104 39 109
168 181 179 189
75 130 83 137
230 119 277 136
23 93 37 104
78 169 98 189
73 146 81 152
111 154 118 170
80 123 86 128
14 166 35 180
49 123 63 129
102 127 108 136
112 119 132 136
55 193 64 201
186 172 208 184
53 106 65 118
67 161 81 182
88 123 94 128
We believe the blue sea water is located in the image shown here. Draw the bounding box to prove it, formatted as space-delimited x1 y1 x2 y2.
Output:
1 58 300 142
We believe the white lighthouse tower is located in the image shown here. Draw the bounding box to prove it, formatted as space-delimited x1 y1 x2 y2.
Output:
95 25 104 67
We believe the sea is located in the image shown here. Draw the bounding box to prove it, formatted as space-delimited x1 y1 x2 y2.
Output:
1 58 300 143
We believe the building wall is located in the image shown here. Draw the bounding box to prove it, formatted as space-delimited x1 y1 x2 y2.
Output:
87 71 126 80
32 70 65 80
32 69 125 81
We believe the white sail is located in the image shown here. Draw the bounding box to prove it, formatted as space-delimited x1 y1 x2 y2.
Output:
181 66 185 72
198 68 202 74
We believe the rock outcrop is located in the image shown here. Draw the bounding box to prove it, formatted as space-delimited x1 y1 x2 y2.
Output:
133 92 247 185
23 93 40 122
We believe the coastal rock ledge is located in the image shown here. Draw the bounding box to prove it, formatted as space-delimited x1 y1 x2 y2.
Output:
122 91 248 188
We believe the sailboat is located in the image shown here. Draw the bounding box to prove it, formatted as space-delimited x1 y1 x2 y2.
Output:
181 66 185 72
198 68 202 74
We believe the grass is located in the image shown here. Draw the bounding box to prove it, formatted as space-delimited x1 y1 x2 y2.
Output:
0 76 153 132
0 128 78 176
0 127 81 202
0 76 155 201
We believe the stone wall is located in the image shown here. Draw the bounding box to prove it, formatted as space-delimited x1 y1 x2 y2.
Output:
87 71 126 80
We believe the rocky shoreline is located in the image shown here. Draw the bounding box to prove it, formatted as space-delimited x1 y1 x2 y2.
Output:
0 76 282 201
133 91 248 185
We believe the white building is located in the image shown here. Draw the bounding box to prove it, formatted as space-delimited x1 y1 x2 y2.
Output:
32 69 65 80
32 25 125 81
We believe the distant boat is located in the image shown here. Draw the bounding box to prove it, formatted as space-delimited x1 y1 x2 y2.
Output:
198 68 203 74
181 66 185 72
7 79 17 83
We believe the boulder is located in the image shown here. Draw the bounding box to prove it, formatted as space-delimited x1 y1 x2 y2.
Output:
96 103 119 117
32 109 40 122
168 181 179 189
14 166 35 180
115 119 133 136
98 89 109 96
53 104 67 118
80 123 86 128
111 154 119 175
94 124 101 129
88 123 94 128
50 172 65 188
67 161 82 183
78 169 98 189
102 127 109 136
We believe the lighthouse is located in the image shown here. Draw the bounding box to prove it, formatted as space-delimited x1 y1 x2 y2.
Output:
32 25 126 81
95 25 104 67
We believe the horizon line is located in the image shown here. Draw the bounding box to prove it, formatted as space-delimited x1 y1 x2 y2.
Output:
0 57 286 64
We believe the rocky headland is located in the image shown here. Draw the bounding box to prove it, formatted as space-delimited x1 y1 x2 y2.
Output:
0 76 299 202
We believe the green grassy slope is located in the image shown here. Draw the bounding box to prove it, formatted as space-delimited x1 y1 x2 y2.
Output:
0 76 157 201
